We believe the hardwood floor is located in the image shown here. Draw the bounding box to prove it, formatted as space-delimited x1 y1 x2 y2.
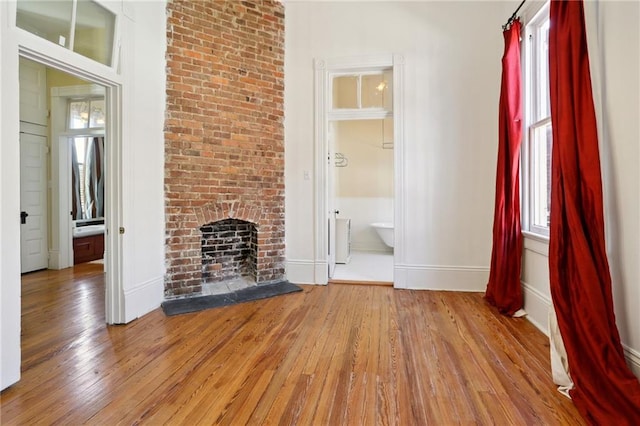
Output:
1 264 585 425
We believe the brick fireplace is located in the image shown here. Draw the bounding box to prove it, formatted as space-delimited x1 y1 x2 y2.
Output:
164 0 285 298
201 219 258 292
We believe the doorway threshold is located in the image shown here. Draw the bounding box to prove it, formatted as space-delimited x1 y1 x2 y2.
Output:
329 279 393 287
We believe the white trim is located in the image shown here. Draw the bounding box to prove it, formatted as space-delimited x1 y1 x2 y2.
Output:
323 54 394 72
522 230 550 246
48 249 62 270
1 1 22 390
123 275 164 323
520 0 548 24
392 53 405 286
52 84 105 98
522 280 640 379
50 84 106 271
313 58 328 284
523 233 549 256
328 109 392 121
623 345 640 378
314 53 405 287
522 281 552 335
314 260 329 284
286 259 322 285
394 264 489 292
104 82 124 324
18 44 124 326
521 3 551 238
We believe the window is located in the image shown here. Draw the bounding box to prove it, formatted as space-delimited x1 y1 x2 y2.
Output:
331 70 393 111
330 69 394 148
16 0 116 67
67 97 105 221
68 98 105 129
524 6 551 237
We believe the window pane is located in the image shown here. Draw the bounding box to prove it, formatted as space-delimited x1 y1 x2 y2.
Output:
16 0 73 48
383 69 393 111
362 74 391 110
531 122 552 230
89 99 105 128
74 0 115 66
538 21 551 119
69 101 90 129
74 137 87 164
332 76 358 109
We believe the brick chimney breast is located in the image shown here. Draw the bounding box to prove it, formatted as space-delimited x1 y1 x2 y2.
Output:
164 0 285 298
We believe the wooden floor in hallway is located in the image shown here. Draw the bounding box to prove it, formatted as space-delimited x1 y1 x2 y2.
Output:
1 263 586 425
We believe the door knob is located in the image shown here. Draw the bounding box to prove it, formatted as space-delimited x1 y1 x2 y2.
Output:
20 211 29 224
333 210 340 215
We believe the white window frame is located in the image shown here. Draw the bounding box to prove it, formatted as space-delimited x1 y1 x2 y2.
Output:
522 3 551 239
329 70 393 121
14 0 120 70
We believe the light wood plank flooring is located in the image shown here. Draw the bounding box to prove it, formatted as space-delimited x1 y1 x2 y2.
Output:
1 263 585 425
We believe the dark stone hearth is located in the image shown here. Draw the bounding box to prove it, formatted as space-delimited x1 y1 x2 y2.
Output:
161 280 302 316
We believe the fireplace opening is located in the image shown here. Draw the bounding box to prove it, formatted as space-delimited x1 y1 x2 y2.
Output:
201 218 258 293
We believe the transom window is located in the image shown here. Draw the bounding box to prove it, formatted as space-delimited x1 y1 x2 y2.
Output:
330 69 394 149
68 98 105 129
16 0 116 67
523 5 551 237
332 71 393 111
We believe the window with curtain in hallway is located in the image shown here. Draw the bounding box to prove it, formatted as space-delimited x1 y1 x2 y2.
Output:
523 4 551 237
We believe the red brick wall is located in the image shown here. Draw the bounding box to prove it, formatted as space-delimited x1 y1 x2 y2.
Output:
164 0 285 298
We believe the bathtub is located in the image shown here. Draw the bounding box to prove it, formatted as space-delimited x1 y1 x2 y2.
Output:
371 222 394 248
73 224 105 238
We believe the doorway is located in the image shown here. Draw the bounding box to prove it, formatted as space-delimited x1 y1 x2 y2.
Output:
18 54 119 322
20 58 107 273
330 118 394 283
314 54 405 285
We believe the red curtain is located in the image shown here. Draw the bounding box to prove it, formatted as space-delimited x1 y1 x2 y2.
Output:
548 0 640 423
485 20 523 316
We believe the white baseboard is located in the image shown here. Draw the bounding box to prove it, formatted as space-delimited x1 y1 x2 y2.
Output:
522 281 640 378
48 250 61 270
393 264 489 291
285 259 327 285
623 345 640 378
124 275 164 323
522 281 552 335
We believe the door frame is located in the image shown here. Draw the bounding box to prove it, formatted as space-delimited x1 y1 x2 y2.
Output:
17 48 124 324
313 54 405 285
49 83 106 270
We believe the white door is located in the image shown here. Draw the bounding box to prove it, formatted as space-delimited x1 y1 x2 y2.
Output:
20 132 49 273
19 57 48 126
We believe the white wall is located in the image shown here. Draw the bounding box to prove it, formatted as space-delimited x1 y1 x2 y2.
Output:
285 1 504 288
0 1 21 390
520 1 640 375
1 0 166 390
335 119 393 252
119 2 166 322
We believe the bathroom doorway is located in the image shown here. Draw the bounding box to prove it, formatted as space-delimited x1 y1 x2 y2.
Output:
314 54 404 286
330 118 394 283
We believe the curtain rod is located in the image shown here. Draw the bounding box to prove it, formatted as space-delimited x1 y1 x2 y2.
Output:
502 0 526 30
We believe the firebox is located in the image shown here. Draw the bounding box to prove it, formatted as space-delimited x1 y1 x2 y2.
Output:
201 218 258 294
